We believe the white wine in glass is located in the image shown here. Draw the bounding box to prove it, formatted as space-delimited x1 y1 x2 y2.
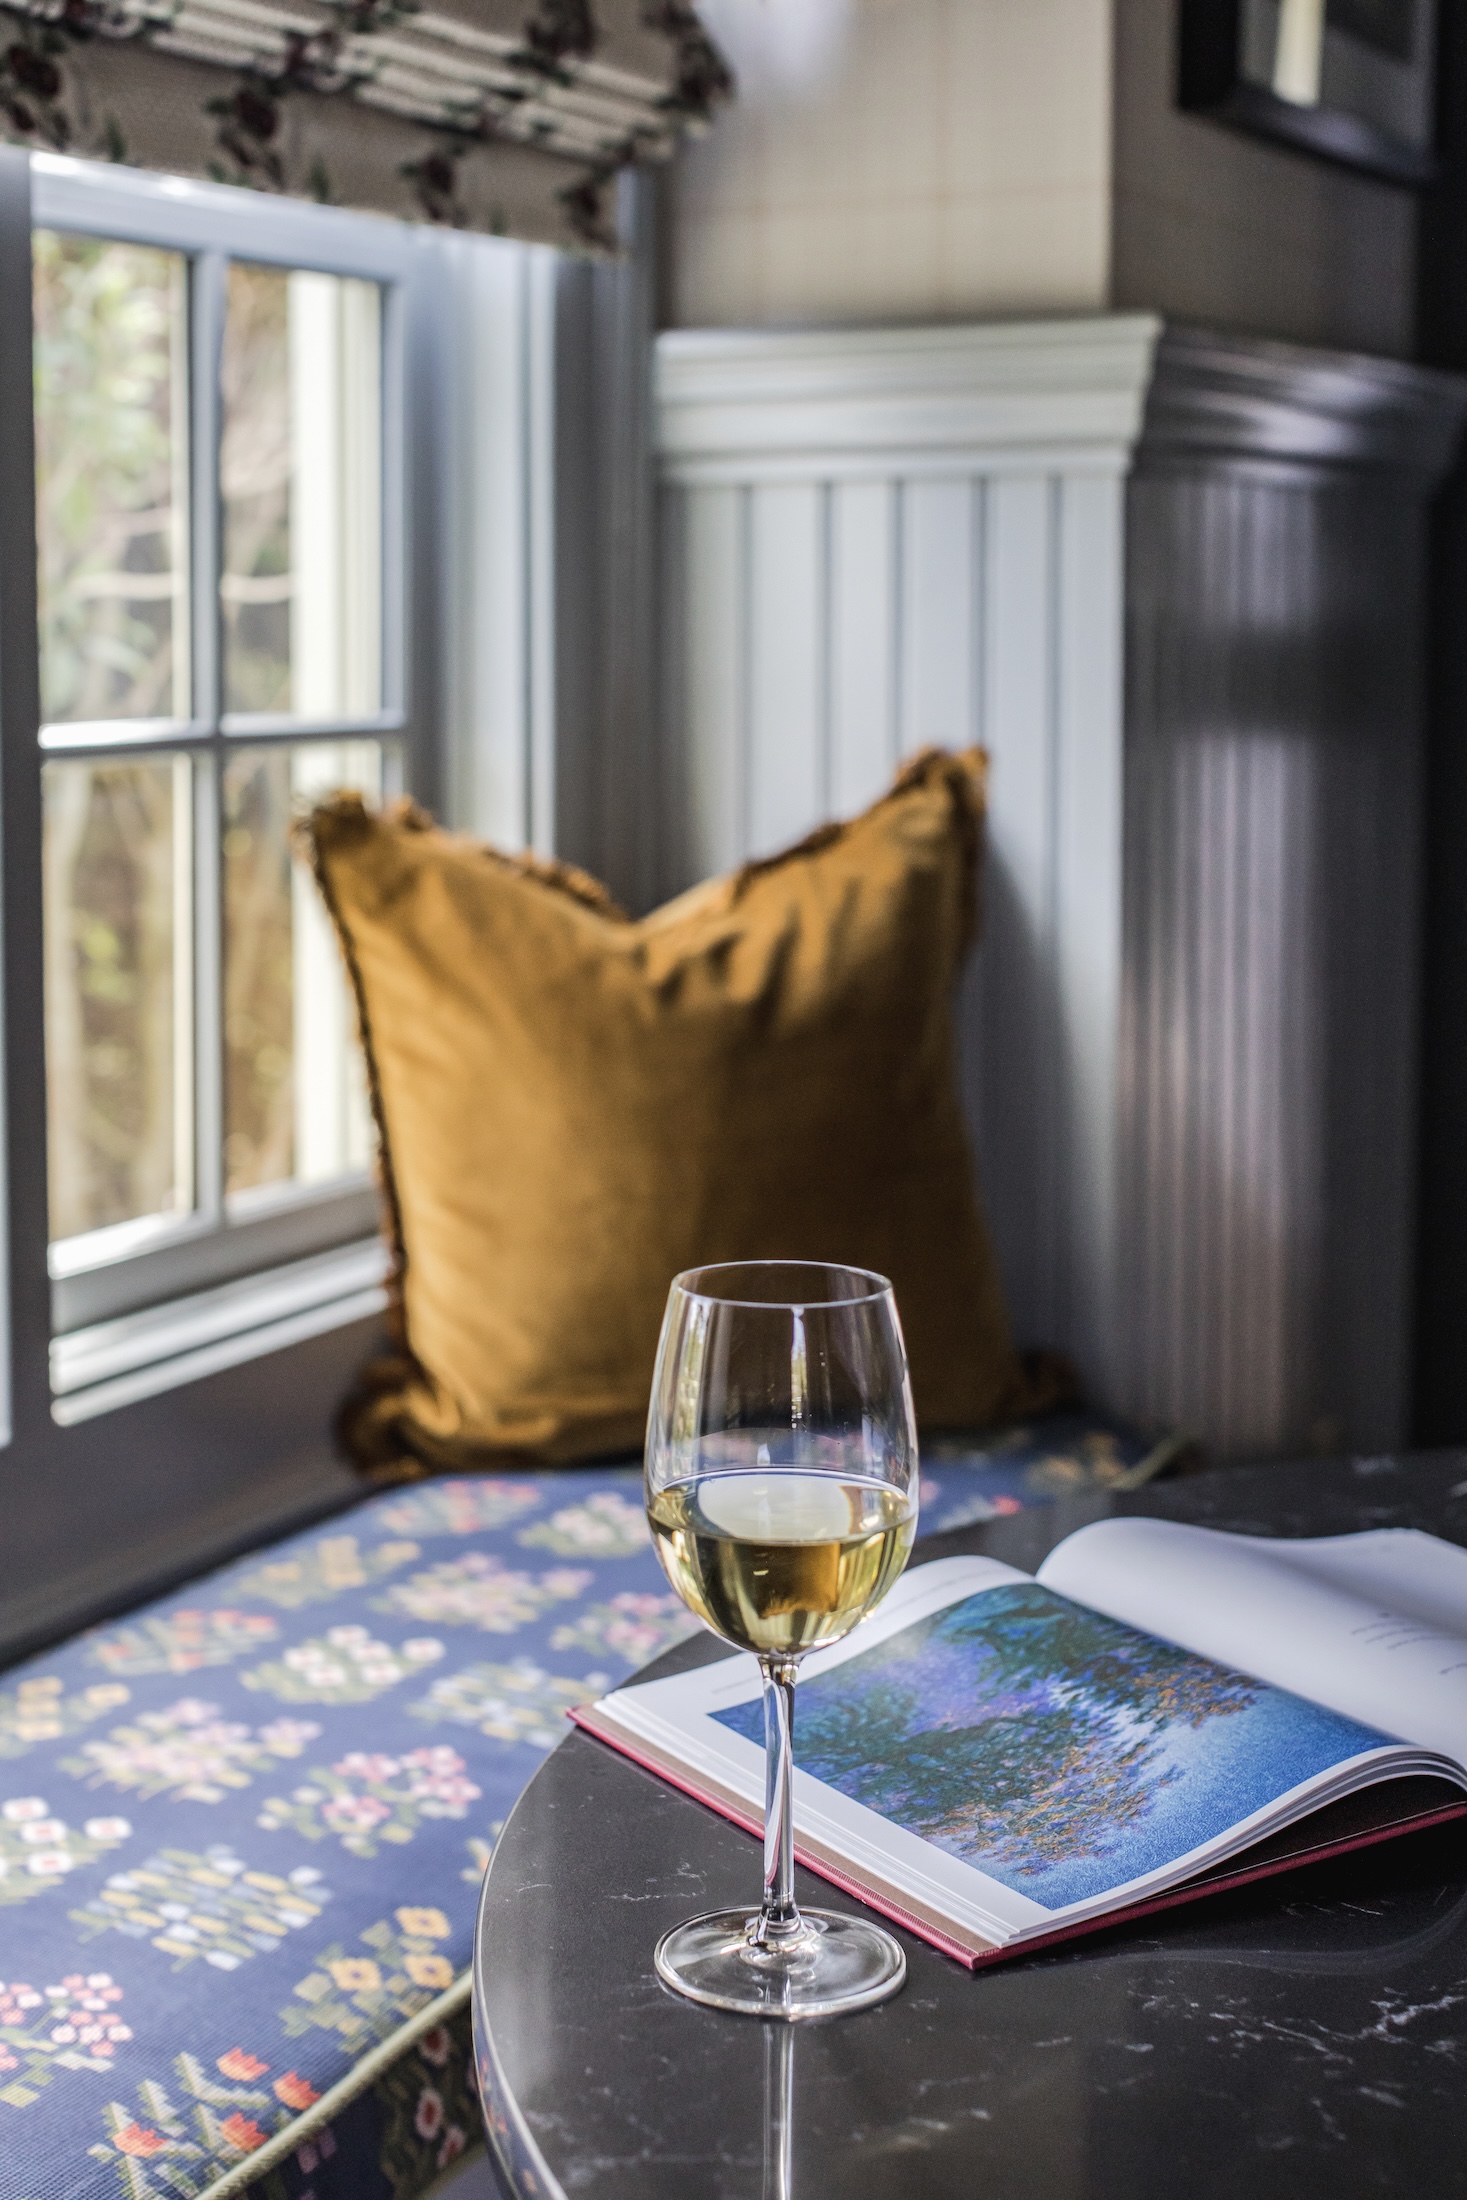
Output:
644 1261 919 2020
647 1470 915 1659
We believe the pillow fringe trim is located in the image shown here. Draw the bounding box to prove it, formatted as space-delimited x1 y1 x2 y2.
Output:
295 806 409 1322
296 803 430 1478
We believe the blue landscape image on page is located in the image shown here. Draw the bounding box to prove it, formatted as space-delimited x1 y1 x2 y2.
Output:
714 1584 1398 1909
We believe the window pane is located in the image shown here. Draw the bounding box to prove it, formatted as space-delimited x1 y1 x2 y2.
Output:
221 266 383 720
44 758 192 1242
33 233 189 727
223 743 382 1199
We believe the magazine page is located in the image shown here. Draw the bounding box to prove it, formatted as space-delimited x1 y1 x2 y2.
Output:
1036 1522 1467 1767
589 1554 1454 1952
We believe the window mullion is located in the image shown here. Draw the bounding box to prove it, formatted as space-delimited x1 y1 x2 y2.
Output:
192 250 225 731
192 250 226 1227
192 753 223 1228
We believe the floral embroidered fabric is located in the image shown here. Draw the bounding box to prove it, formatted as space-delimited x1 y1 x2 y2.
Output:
0 1415 1164 2200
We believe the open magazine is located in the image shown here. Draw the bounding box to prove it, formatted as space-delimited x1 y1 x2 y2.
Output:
573 1519 1467 1967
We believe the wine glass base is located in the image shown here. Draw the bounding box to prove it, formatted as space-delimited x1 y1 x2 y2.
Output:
654 1908 906 2020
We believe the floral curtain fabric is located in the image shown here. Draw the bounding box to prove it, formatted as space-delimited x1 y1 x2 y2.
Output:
0 0 731 248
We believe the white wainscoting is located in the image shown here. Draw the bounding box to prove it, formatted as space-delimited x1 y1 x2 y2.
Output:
655 320 1162 1407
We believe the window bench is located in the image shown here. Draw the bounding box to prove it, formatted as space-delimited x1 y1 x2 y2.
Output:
0 1415 1171 2199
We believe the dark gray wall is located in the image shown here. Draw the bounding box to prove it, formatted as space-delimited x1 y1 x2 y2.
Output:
1413 3 1467 1441
1111 0 1418 357
0 1322 373 1666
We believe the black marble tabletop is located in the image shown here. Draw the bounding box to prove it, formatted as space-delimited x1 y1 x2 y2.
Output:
472 1452 1467 2200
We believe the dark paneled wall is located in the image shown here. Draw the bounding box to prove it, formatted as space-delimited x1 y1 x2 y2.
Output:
1415 463 1467 1440
1414 3 1467 1441
1123 331 1466 1457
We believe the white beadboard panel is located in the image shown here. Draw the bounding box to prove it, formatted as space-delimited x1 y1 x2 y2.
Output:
1053 470 1126 1390
748 482 827 855
982 476 1055 924
829 480 899 809
437 232 559 852
652 319 1460 1451
680 483 748 883
972 473 1062 1350
899 478 979 757
654 479 690 891
655 322 1147 1407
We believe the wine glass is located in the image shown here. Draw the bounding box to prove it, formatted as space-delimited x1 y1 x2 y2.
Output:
644 1260 919 2019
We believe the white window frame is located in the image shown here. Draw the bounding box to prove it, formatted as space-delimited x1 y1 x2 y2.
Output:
2 155 563 1436
34 159 412 1336
0 140 644 1658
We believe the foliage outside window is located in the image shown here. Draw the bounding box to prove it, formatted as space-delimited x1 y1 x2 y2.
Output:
34 224 389 1271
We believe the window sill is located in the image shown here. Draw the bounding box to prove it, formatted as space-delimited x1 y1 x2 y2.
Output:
50 1183 384 1334
50 1237 391 1425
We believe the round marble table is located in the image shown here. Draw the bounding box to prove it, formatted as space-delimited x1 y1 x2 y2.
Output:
472 1454 1467 2200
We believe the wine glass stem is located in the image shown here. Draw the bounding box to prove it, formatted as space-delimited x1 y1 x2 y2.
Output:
754 1655 802 1945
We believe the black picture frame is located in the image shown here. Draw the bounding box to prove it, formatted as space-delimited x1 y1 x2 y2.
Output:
1178 0 1437 187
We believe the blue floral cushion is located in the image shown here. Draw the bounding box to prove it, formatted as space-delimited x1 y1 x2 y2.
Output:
0 1416 1170 2200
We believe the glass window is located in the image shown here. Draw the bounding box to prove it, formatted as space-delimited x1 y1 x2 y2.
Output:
42 756 191 1241
221 266 382 721
33 234 189 727
34 213 394 1309
223 741 383 1200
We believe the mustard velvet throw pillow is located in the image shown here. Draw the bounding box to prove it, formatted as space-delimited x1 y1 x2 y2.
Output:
303 748 1049 1471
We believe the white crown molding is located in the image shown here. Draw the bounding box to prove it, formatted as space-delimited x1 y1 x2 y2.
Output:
655 315 1467 488
655 316 1166 482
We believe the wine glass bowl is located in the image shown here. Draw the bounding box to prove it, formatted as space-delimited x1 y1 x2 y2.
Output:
644 1260 918 2019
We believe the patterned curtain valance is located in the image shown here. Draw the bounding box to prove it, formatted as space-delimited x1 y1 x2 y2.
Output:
0 0 732 248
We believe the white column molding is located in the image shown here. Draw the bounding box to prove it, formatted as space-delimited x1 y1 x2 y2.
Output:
431 230 560 853
653 316 1162 1410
